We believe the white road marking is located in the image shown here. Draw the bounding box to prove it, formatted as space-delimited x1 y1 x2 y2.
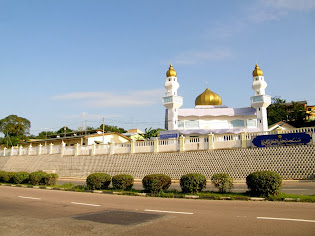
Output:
18 196 41 200
71 202 101 207
257 217 315 223
144 209 193 215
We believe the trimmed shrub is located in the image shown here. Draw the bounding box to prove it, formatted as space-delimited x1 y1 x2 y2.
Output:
0 172 16 183
29 171 47 185
0 171 8 183
12 172 30 184
142 174 171 193
180 173 206 193
86 173 111 190
112 174 134 190
246 171 282 197
211 173 233 193
44 173 59 186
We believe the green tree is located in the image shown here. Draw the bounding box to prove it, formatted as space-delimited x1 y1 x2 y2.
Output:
0 115 31 146
287 101 307 127
36 131 55 139
141 127 164 140
267 97 287 125
98 125 127 133
56 126 73 135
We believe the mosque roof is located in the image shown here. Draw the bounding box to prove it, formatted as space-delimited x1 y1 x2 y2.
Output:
178 128 261 135
195 87 222 106
178 107 256 117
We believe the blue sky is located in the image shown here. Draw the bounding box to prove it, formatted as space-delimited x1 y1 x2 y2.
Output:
0 0 314 135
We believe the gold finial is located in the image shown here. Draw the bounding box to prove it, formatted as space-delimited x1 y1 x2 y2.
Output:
253 64 263 77
166 64 177 77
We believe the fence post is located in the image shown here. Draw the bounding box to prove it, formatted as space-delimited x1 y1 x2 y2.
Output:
61 142 65 156
11 146 14 156
241 132 247 148
38 144 42 155
19 145 23 156
208 133 214 150
154 138 159 153
180 135 185 151
312 133 315 145
131 140 135 154
49 143 53 154
28 144 32 156
3 147 6 157
110 142 115 154
91 143 96 156
75 143 80 156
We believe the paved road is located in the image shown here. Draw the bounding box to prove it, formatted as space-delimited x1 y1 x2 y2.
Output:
0 186 314 235
58 178 315 195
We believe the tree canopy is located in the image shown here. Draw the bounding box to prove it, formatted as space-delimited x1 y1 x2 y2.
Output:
98 124 127 133
140 127 165 140
267 97 307 127
267 97 287 125
0 115 31 146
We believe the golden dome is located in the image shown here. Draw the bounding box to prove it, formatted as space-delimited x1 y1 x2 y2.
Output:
166 64 177 77
195 87 222 106
252 64 263 77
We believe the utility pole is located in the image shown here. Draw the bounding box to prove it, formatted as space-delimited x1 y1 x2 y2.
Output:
85 120 87 135
102 117 105 144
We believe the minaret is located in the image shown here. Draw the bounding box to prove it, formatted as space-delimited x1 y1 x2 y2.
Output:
162 64 183 130
250 64 271 131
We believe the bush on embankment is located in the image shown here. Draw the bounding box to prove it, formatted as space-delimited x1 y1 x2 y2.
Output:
44 173 59 186
211 173 234 193
86 173 111 190
142 174 171 193
112 174 134 190
180 173 206 193
12 172 30 184
0 171 16 183
246 171 282 197
29 171 48 185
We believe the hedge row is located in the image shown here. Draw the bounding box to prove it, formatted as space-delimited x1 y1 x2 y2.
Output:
0 171 59 186
0 170 282 197
86 171 282 197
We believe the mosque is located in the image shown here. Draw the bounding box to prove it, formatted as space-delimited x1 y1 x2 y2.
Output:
162 64 271 136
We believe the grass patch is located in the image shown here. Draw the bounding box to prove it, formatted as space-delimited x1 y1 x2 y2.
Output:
266 193 315 202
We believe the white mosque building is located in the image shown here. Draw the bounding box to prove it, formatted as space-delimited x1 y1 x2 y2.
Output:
162 64 271 136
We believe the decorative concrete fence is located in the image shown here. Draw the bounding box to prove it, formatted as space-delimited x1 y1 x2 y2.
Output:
1 127 315 157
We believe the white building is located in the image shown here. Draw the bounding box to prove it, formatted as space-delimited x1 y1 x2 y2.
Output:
162 64 271 136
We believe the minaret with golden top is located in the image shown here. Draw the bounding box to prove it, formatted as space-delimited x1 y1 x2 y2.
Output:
250 64 271 131
163 64 183 130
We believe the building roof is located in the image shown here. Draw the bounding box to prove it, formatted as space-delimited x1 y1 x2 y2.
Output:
179 128 261 135
268 121 295 131
178 107 256 117
19 132 131 145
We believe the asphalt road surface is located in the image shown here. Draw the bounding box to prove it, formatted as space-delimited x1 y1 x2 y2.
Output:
0 186 314 236
58 178 315 195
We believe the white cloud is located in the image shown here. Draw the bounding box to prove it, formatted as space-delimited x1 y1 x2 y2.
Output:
205 21 246 40
264 0 315 11
61 112 121 120
51 89 164 108
173 49 233 65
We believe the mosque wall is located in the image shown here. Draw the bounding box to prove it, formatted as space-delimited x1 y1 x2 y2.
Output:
1 145 314 180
